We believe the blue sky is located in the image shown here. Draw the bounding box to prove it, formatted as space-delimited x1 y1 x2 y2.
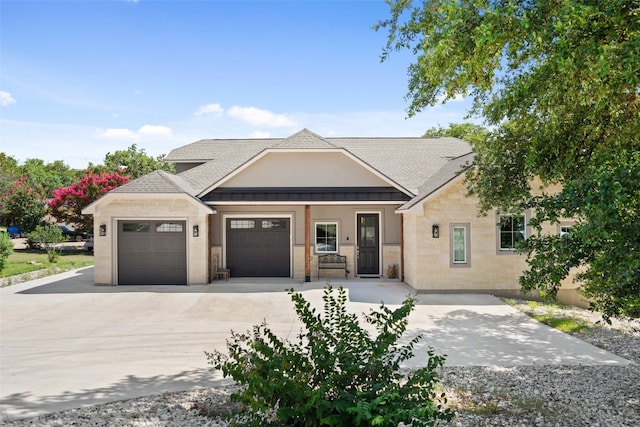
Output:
1 0 474 169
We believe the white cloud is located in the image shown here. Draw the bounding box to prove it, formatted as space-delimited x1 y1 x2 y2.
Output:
227 105 297 128
0 91 16 106
98 128 137 139
97 124 173 140
435 92 466 104
138 124 172 136
194 103 224 116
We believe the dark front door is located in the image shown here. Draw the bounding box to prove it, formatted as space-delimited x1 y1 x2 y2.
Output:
357 213 379 276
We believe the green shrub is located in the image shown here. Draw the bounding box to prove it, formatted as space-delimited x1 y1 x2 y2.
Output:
207 285 454 426
0 232 13 271
27 225 65 263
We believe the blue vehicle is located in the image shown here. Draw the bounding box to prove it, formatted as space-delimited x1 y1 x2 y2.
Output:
7 226 22 238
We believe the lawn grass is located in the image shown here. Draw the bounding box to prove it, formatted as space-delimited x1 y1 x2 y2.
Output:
528 312 590 333
504 298 591 334
1 249 94 279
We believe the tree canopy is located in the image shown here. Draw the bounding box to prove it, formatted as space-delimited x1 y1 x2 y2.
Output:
1 145 173 231
103 144 175 179
379 0 640 319
48 171 130 230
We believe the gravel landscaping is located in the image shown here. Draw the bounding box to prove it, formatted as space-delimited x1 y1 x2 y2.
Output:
3 301 639 426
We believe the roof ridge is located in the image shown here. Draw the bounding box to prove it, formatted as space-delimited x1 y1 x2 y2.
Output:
272 128 339 149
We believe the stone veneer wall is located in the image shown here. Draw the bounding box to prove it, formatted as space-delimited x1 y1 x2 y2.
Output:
403 178 579 293
90 195 210 285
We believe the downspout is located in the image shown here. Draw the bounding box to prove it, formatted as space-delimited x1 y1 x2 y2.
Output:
400 213 404 282
305 204 311 282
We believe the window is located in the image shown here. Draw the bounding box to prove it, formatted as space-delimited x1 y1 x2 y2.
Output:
450 223 471 267
559 225 572 237
230 219 255 229
315 222 337 253
262 219 287 229
453 227 466 263
122 223 149 233
156 222 183 233
498 215 526 251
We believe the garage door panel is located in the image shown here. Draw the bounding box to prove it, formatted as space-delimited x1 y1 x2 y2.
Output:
118 220 187 285
226 218 290 277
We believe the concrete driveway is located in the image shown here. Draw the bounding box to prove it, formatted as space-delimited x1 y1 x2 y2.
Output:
0 267 631 419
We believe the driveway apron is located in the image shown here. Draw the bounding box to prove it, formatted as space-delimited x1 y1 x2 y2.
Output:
0 267 631 419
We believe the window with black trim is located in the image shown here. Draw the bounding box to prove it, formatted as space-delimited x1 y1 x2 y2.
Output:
315 222 337 253
498 215 526 251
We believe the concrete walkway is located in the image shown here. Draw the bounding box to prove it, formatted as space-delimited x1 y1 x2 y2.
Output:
0 267 631 419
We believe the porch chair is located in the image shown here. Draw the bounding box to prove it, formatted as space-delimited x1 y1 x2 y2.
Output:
212 255 230 281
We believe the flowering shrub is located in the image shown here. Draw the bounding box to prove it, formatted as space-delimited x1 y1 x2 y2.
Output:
48 170 129 230
0 178 47 234
206 285 453 426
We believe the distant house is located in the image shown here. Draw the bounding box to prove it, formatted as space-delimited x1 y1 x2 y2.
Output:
83 129 577 300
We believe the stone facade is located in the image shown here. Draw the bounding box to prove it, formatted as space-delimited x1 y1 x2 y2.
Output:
86 194 212 285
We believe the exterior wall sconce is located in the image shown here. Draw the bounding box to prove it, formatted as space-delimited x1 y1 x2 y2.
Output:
193 225 199 237
99 224 107 236
432 224 440 238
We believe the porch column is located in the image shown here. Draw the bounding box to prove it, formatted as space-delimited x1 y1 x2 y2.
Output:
305 204 311 282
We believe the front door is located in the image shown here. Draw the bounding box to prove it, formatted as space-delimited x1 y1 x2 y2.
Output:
357 213 379 276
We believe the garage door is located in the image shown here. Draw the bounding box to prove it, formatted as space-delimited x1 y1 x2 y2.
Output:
226 218 290 277
118 220 187 285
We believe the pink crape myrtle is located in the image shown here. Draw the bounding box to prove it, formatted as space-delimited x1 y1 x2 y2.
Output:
48 170 129 231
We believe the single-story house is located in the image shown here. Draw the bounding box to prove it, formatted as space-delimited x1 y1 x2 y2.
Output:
83 129 578 300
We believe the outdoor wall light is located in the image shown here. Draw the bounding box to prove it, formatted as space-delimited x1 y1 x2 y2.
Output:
432 224 440 238
99 224 107 237
193 225 199 237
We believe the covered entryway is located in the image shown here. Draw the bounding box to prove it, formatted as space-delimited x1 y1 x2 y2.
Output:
117 220 187 285
226 217 290 277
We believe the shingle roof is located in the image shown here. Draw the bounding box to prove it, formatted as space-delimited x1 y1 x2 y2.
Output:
397 152 476 211
112 170 197 195
127 129 473 199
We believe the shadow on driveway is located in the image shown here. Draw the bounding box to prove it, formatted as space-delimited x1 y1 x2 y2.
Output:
1 368 230 420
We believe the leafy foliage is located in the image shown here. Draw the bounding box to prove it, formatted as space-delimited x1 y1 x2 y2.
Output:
103 144 175 179
48 170 130 230
0 153 21 197
0 232 13 271
207 285 453 426
379 0 640 318
18 158 81 198
0 178 47 233
27 225 66 263
423 123 489 147
520 150 640 320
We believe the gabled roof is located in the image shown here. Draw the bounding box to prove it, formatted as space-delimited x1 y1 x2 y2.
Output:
111 170 197 195
164 129 473 197
81 170 214 215
108 129 473 206
271 128 339 149
396 152 476 212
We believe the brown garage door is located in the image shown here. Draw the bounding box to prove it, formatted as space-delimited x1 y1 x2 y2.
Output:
226 218 290 277
118 220 187 285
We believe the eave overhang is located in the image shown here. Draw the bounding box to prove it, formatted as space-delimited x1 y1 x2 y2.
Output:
201 187 411 205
